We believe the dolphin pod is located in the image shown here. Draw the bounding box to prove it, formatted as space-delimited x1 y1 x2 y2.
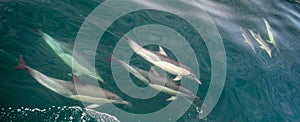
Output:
15 55 130 108
240 18 279 58
124 36 202 85
15 31 202 109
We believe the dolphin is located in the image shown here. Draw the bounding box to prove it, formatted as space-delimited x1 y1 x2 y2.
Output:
124 36 201 85
15 55 130 108
249 30 273 58
240 27 256 53
39 31 104 83
263 18 279 52
111 55 199 101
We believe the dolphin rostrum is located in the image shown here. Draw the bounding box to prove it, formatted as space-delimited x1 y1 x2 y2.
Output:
124 36 201 85
15 55 130 108
39 31 104 83
111 55 199 101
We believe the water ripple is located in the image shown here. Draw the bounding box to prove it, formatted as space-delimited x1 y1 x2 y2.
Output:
0 106 119 122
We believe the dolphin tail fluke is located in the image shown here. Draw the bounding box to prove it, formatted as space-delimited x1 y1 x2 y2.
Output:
14 55 26 70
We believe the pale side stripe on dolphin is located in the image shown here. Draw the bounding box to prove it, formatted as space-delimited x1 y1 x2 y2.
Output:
124 36 201 85
39 31 104 83
111 55 200 101
15 55 130 108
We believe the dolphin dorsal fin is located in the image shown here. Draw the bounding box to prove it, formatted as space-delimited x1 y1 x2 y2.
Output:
158 46 168 56
72 73 86 86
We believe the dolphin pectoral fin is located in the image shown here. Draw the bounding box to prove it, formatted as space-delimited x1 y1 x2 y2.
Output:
173 75 182 81
166 96 177 101
86 104 102 109
158 46 168 56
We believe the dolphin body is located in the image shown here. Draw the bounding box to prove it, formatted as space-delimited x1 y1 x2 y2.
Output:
39 31 104 83
15 56 130 108
240 27 256 53
111 56 199 101
263 18 280 53
124 37 201 85
263 19 277 48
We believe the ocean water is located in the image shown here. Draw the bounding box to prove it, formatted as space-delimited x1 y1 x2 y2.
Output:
0 0 300 122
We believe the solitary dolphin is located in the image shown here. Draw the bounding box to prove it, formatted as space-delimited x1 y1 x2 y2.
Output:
39 31 104 83
15 55 130 108
249 30 272 58
111 55 199 101
124 37 201 85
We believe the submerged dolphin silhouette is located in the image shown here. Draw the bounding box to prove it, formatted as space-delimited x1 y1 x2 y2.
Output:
39 31 104 83
15 55 130 108
124 37 201 85
111 55 199 101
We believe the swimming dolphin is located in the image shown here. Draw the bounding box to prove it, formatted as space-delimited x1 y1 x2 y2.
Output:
111 55 199 101
240 27 256 53
124 36 201 85
249 30 272 58
263 18 279 52
15 55 130 108
39 31 104 83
